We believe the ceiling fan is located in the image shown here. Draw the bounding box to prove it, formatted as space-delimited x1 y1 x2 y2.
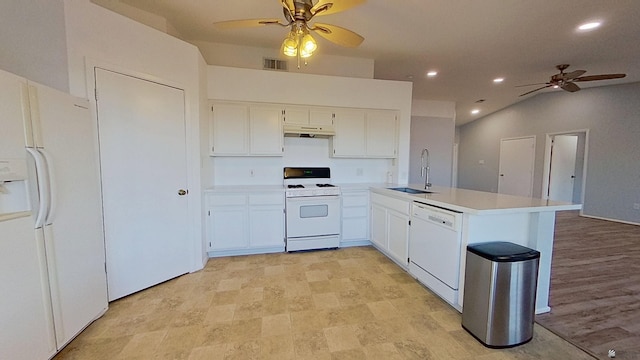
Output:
213 0 365 65
518 64 626 97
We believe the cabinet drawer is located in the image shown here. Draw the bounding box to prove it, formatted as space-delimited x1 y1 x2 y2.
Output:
249 193 284 205
208 194 247 206
343 207 368 218
371 193 410 215
342 193 369 207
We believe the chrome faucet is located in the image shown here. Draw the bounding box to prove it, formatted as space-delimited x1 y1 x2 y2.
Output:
421 148 432 189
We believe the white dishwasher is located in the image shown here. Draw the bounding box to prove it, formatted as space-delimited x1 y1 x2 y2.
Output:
409 201 463 309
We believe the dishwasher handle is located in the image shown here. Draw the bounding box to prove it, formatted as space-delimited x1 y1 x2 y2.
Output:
427 215 454 228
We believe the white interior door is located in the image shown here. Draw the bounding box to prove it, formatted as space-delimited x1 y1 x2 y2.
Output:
95 68 190 301
498 137 535 197
548 135 578 202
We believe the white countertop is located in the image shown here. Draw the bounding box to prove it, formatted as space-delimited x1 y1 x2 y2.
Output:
370 185 582 215
205 185 284 193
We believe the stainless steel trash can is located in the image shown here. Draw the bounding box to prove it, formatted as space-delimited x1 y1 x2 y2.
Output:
461 242 540 348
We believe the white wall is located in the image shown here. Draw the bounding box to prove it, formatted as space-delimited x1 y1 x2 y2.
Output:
409 100 456 186
458 82 640 225
409 117 454 186
63 0 206 270
0 1 69 91
206 65 413 185
194 41 374 79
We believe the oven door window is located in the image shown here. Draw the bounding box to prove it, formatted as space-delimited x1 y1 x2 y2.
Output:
300 204 328 218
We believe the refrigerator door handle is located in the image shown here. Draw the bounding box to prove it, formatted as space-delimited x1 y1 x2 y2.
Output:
40 148 57 225
26 147 50 228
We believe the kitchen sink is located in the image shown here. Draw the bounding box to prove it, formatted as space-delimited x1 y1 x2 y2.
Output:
387 187 434 194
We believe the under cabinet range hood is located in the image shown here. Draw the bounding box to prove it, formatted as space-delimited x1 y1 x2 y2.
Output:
283 124 335 137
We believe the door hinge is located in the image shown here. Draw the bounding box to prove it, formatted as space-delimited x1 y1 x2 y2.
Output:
408 220 411 226
207 210 210 216
407 257 410 263
211 106 214 112
212 146 214 153
209 242 211 248
282 147 284 152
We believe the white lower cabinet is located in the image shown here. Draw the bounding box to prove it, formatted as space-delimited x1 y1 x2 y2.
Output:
207 191 285 255
370 192 410 267
340 189 370 246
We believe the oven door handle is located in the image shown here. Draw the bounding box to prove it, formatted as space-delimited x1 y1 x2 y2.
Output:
286 195 341 202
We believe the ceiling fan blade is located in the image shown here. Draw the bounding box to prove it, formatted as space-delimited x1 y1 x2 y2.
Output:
515 82 549 88
562 70 587 80
312 23 364 47
311 0 366 17
279 0 294 11
519 84 552 97
213 18 284 30
561 82 581 92
574 74 626 82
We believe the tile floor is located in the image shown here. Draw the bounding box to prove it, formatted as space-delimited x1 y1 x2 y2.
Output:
54 246 594 359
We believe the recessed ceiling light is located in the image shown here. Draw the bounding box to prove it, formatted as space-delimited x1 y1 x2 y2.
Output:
471 109 480 115
578 22 601 31
493 78 504 83
426 71 438 77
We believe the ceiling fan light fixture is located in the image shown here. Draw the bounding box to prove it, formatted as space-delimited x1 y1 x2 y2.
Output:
282 32 299 57
300 33 317 56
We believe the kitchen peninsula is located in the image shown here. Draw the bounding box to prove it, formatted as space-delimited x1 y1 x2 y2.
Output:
369 185 582 314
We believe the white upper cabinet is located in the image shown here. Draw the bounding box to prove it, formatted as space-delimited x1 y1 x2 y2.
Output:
210 102 248 156
282 105 309 125
332 109 366 157
308 107 335 126
332 109 398 158
249 105 284 155
210 101 283 156
366 110 398 158
283 106 334 126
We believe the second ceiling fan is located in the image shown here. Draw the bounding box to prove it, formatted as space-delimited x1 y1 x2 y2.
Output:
214 0 365 64
518 64 626 97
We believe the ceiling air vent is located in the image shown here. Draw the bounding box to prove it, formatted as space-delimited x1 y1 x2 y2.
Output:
263 58 288 71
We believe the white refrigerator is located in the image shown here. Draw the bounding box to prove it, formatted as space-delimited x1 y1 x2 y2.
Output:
0 69 108 359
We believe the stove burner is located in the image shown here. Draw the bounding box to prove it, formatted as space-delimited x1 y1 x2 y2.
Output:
288 184 305 189
316 184 335 187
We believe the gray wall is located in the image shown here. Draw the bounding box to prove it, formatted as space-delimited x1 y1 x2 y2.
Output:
409 116 454 186
458 82 640 224
0 1 69 91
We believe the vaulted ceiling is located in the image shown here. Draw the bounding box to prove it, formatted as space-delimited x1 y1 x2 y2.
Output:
90 0 640 125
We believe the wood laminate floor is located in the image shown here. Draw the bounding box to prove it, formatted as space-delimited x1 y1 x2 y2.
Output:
536 211 640 360
54 246 593 360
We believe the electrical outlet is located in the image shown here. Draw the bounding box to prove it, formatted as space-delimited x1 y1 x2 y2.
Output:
633 203 640 210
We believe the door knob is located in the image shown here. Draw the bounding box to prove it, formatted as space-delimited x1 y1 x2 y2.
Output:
178 189 188 196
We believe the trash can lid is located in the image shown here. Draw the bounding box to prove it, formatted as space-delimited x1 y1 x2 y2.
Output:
467 241 540 262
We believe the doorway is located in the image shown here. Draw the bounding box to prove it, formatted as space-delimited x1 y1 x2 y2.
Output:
498 136 536 197
542 130 588 204
94 67 191 301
